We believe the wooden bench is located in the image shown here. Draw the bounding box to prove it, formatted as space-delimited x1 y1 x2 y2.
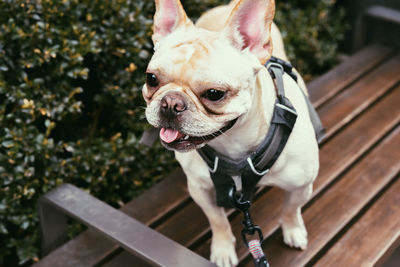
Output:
34 44 400 267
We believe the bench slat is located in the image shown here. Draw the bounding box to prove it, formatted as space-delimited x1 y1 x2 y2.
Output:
157 199 209 247
102 250 152 267
194 85 400 261
366 5 400 25
318 54 400 140
253 126 400 267
121 169 188 226
308 44 392 108
314 177 400 267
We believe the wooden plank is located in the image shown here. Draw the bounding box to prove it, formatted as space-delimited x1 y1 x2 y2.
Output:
156 201 209 247
366 5 400 25
318 54 400 140
34 184 214 267
195 86 400 261
102 250 152 267
374 239 400 267
36 169 188 267
34 229 117 267
121 169 189 225
307 44 392 108
314 178 400 267
250 126 400 267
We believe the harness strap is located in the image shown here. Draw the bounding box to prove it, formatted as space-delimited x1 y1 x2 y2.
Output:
267 62 286 97
198 62 298 208
268 56 298 82
268 57 326 143
300 88 326 143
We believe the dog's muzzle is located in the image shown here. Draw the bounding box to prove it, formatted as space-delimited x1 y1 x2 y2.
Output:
159 118 238 152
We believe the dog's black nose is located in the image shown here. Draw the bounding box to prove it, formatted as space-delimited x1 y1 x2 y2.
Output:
160 93 187 117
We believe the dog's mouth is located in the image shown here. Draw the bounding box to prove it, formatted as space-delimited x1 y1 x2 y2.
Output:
159 119 237 151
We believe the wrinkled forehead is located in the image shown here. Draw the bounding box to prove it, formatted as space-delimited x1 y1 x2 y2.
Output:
151 30 214 68
147 28 256 87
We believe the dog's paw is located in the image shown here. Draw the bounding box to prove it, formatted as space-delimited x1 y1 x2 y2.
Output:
281 223 308 250
210 238 238 267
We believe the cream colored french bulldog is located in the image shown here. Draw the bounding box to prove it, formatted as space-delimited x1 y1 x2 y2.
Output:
143 0 319 266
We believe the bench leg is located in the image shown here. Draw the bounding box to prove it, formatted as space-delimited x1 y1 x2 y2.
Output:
280 183 313 250
37 197 69 256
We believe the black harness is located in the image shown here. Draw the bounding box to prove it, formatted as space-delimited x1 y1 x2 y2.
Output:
197 57 325 208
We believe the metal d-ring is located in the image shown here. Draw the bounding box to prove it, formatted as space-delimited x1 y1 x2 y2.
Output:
266 62 284 76
247 157 270 176
209 156 219 173
275 103 298 116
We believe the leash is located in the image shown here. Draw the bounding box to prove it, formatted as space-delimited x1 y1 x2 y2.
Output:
229 185 269 267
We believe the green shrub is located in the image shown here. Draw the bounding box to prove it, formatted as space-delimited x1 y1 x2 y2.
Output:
275 0 347 81
0 0 345 265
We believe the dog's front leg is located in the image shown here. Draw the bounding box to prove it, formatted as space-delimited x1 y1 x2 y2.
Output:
188 181 238 267
280 183 313 250
176 151 238 267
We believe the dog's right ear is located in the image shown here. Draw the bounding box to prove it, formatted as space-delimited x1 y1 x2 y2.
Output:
152 0 193 45
224 0 275 64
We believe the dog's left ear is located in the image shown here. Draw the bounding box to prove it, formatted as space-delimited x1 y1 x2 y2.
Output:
224 0 275 64
152 0 193 45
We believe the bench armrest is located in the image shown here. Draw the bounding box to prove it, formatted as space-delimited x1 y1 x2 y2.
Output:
37 183 214 267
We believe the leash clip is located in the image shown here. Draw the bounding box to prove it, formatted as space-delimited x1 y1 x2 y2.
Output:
266 56 298 82
247 157 270 176
229 186 269 267
228 186 264 246
208 156 219 173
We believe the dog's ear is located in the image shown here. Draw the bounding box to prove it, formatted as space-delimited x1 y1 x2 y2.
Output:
224 0 275 63
153 0 193 44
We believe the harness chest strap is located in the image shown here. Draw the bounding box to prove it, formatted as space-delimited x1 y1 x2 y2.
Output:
268 56 325 143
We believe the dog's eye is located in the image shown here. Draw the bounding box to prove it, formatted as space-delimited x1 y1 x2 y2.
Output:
146 73 159 87
203 89 225 101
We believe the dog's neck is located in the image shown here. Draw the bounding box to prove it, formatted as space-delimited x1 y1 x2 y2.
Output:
207 68 276 161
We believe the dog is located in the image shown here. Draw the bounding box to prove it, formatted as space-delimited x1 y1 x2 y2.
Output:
142 0 319 266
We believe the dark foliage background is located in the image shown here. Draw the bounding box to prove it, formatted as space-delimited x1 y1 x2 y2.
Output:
0 0 345 265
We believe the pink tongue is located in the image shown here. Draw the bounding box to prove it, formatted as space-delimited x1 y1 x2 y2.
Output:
160 128 184 143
